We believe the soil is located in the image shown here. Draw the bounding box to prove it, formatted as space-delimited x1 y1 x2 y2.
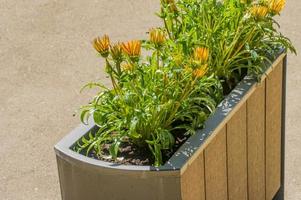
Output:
89 142 154 166
88 130 189 166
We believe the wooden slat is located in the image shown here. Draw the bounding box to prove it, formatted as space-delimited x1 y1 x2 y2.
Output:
266 61 283 199
204 127 228 200
227 104 248 200
247 82 266 200
181 152 205 200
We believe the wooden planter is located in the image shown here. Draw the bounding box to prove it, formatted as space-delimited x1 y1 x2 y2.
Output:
55 52 287 200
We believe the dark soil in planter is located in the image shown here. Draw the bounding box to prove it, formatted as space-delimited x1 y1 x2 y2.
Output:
88 131 189 166
221 68 248 95
89 142 154 166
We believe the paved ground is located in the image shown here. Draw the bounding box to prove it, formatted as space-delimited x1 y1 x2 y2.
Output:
0 0 300 199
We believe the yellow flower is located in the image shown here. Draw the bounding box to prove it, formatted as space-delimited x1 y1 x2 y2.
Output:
269 0 286 14
149 28 166 46
92 35 110 57
121 40 141 58
193 64 208 79
194 47 209 63
110 43 123 61
250 5 269 18
121 62 134 72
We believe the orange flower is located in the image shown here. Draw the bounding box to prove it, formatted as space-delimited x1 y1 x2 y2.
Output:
110 43 123 61
269 0 286 14
121 40 141 58
92 35 110 57
194 47 209 63
193 64 208 79
250 5 269 18
149 28 166 46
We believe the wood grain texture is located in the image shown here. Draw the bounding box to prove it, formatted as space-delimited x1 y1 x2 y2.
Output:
181 152 205 200
204 127 228 200
227 104 248 200
266 61 283 200
247 82 266 200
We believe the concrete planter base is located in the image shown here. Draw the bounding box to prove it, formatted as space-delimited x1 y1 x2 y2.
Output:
55 52 286 200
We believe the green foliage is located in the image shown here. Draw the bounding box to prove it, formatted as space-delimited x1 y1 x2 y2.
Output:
160 0 296 85
77 39 222 166
75 0 295 166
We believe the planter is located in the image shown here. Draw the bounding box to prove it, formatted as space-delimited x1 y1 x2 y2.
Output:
55 52 287 200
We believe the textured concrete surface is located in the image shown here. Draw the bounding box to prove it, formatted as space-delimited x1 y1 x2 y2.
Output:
0 0 300 199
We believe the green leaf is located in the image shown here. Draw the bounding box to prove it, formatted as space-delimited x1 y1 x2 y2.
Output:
80 82 109 93
109 139 121 160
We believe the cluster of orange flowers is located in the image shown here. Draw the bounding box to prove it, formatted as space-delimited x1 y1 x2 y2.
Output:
92 0 286 80
250 0 286 18
92 33 210 78
93 28 167 60
92 35 141 59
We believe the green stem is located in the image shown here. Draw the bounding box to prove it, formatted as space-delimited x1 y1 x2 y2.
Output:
106 59 118 92
116 61 122 77
164 78 196 127
156 49 160 69
161 6 173 39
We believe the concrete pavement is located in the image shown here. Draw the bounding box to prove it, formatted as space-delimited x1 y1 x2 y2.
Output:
0 0 300 199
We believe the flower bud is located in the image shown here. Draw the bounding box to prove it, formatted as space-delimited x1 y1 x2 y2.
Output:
250 5 269 18
193 47 209 63
110 43 123 61
269 0 286 14
149 28 166 46
92 35 110 58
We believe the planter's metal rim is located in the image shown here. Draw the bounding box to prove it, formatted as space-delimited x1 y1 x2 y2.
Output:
55 119 155 171
55 50 285 172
